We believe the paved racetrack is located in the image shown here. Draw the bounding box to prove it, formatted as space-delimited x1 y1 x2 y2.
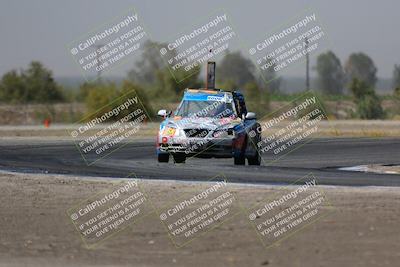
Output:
0 137 399 186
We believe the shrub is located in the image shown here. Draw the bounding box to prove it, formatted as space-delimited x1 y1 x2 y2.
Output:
349 78 384 119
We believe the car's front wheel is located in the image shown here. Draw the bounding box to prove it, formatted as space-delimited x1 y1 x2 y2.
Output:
173 154 186 163
158 153 169 163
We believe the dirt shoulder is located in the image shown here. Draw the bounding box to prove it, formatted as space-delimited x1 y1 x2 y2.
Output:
0 120 400 139
1 172 399 267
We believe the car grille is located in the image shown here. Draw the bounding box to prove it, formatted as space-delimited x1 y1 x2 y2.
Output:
184 129 209 138
212 129 233 138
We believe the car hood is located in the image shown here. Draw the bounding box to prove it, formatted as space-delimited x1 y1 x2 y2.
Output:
167 116 241 131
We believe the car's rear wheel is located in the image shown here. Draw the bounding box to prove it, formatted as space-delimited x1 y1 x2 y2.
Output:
234 153 245 165
173 154 186 163
158 153 169 163
247 150 261 165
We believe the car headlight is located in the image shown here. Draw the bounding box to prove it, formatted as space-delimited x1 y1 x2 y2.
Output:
161 127 185 138
162 126 177 137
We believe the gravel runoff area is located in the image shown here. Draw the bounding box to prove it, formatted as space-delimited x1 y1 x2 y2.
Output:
0 171 399 267
0 120 399 139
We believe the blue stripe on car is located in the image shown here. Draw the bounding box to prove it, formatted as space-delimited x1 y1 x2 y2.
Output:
183 93 225 101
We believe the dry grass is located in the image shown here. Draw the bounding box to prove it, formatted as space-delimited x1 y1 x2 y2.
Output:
0 120 399 139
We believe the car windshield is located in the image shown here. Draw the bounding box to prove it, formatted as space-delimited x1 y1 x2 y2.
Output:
175 100 236 118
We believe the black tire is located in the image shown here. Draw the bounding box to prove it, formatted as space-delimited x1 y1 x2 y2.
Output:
247 150 261 165
247 126 261 165
234 153 245 165
173 154 186 163
158 153 169 163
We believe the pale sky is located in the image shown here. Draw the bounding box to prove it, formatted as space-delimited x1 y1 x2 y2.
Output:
0 0 399 78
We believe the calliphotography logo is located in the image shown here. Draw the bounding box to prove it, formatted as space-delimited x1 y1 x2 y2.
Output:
2 1 400 266
158 10 240 83
66 173 332 250
146 174 242 248
67 174 245 249
67 7 149 81
247 91 331 165
69 89 151 165
67 174 153 248
246 8 330 84
160 99 239 162
244 173 332 249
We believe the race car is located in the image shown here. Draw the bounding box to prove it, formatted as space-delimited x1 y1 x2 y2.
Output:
156 88 261 165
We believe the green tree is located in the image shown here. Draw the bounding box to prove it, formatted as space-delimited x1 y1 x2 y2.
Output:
164 66 201 95
84 83 119 119
392 64 400 88
395 87 400 100
259 59 281 93
393 87 400 116
392 64 400 101
0 70 27 103
345 53 377 88
243 81 269 116
120 80 154 117
217 51 256 88
128 40 200 99
349 78 384 119
243 81 260 102
83 81 154 120
25 61 65 103
217 79 237 91
0 61 64 104
315 51 345 94
128 40 172 85
77 82 95 102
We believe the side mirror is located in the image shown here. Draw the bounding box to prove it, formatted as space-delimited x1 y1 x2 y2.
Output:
245 112 256 120
157 109 171 118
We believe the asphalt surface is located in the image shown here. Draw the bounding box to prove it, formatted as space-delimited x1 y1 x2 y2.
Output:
0 137 399 186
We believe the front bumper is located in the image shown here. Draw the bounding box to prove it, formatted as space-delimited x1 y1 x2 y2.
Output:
158 137 233 158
